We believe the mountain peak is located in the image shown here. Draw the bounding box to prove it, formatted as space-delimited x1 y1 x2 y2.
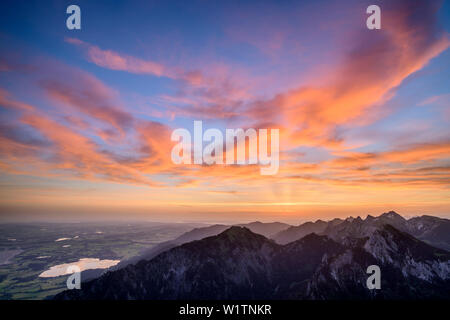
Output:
218 226 264 241
380 211 405 220
299 232 329 243
245 221 263 225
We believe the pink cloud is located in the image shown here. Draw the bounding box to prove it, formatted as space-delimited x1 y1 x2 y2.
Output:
65 37 209 86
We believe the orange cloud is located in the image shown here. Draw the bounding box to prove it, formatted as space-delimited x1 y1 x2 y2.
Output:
40 67 134 139
65 37 165 76
0 88 34 112
249 1 449 149
330 141 450 168
20 112 160 186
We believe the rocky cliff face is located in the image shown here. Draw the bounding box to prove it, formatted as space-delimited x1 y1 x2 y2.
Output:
307 225 450 299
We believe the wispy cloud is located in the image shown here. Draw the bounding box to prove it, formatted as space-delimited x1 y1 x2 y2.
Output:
248 0 449 149
65 37 207 86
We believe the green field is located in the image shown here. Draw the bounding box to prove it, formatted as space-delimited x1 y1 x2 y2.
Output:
0 222 197 299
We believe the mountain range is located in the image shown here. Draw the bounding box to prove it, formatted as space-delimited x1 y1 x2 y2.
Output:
110 221 290 271
272 211 450 251
55 211 450 300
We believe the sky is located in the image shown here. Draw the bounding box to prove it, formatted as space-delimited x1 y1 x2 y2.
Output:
0 0 449 223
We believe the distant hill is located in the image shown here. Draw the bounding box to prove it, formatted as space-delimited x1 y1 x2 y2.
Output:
237 221 291 238
272 219 329 244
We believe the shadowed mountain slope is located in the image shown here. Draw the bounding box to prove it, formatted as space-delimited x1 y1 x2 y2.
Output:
55 224 450 300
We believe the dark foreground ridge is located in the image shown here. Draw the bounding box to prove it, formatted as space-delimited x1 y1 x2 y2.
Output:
55 220 450 300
